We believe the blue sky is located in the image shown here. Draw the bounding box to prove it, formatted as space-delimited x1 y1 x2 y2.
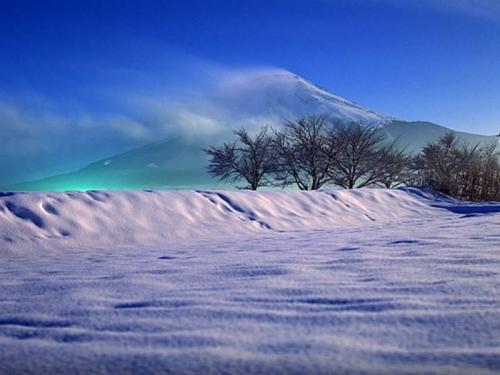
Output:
0 0 499 184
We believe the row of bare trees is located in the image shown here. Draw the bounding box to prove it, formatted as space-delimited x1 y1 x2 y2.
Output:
414 132 500 201
205 116 410 191
205 116 500 201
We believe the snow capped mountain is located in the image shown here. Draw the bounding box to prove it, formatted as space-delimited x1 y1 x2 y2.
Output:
3 70 498 191
209 70 393 127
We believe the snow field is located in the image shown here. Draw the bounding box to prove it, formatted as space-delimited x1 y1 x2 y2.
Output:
0 188 499 373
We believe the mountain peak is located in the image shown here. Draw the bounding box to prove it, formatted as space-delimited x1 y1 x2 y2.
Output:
215 69 392 126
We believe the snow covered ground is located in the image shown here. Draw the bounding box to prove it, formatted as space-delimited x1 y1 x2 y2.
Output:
0 189 499 373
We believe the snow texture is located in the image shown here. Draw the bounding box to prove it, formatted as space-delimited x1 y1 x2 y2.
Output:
0 188 499 374
0 188 447 253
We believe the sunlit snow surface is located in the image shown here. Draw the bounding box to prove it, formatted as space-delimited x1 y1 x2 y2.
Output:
0 189 499 374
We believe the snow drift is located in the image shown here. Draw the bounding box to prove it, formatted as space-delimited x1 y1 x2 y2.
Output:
1 188 447 253
1 188 499 373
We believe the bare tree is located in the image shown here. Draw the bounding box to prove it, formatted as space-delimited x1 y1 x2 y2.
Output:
328 123 401 189
454 142 482 200
413 132 459 196
413 132 500 201
376 145 414 188
205 127 275 190
478 143 500 200
273 116 336 190
205 117 500 200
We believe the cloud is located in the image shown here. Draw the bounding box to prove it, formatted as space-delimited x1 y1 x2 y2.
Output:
112 66 290 141
123 95 227 140
0 64 291 185
75 112 153 141
0 100 154 156
369 0 500 21
430 0 500 21
0 101 67 155
1 28 323 186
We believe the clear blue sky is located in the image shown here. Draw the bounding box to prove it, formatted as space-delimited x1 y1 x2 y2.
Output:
0 0 499 184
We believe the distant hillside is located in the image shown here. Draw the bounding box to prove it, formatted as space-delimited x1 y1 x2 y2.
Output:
383 121 499 153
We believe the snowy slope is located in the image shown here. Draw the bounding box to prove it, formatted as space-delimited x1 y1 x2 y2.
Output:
0 189 499 374
5 137 219 191
213 70 392 125
383 120 500 153
0 188 450 253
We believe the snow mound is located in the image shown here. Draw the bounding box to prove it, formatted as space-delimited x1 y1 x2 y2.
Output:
1 188 499 373
1 188 449 253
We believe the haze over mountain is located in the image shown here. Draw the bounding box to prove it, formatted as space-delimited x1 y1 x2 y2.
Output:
4 71 499 191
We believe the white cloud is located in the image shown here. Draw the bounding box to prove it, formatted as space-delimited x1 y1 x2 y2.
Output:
76 113 153 140
112 66 289 141
368 0 500 21
0 101 67 154
432 0 500 20
0 65 288 168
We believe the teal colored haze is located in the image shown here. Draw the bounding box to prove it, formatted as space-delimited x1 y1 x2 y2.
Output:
0 0 499 187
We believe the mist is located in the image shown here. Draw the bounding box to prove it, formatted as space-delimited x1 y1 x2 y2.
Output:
0 48 286 186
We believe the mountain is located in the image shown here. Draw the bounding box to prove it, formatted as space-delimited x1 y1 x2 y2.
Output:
382 120 499 154
6 138 215 191
4 71 499 191
207 70 393 125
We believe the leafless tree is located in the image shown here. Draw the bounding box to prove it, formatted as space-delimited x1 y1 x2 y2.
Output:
376 145 414 188
478 143 500 200
205 117 500 200
272 116 336 190
327 123 405 189
414 132 500 201
413 132 458 195
453 142 482 200
205 126 275 190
